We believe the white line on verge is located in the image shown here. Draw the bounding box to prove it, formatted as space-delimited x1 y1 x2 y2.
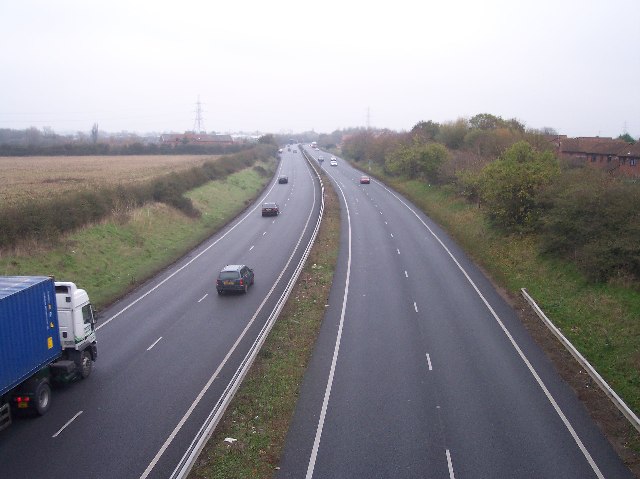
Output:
446 449 455 479
378 182 606 479
147 337 163 351
306 181 352 479
144 159 321 479
52 411 83 438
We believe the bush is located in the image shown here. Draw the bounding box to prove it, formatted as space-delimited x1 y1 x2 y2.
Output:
477 141 560 231
539 168 640 281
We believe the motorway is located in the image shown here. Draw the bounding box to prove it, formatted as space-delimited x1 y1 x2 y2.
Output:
276 148 633 478
0 148 323 478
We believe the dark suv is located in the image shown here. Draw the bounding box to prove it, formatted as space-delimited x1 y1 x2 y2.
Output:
216 265 254 294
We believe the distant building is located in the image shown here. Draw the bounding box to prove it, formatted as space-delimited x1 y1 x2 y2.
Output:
160 132 234 147
559 136 639 177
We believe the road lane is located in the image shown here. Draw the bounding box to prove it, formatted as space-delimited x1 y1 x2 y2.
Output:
0 148 324 478
277 148 632 478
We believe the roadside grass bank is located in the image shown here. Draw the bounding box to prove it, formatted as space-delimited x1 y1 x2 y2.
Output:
0 160 276 308
189 170 340 479
0 144 277 248
364 165 640 468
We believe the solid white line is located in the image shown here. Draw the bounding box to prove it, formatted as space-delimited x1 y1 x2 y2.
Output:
197 294 208 303
378 182 606 479
142 161 321 479
426 353 433 371
97 177 281 331
306 181 352 479
405 270 409 278
414 302 419 313
52 411 83 438
446 449 455 479
147 337 163 351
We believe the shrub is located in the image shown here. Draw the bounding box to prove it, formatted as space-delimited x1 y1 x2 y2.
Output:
477 141 560 231
538 168 640 281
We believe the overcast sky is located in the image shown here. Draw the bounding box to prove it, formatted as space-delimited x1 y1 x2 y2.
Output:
1 0 639 138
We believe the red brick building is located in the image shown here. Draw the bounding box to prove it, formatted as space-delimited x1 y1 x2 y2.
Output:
559 137 639 177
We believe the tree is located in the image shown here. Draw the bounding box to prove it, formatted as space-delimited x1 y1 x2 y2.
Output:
469 113 503 130
436 118 468 149
539 168 640 281
478 141 560 230
618 132 636 144
258 134 276 145
91 123 99 144
410 120 440 142
385 142 450 183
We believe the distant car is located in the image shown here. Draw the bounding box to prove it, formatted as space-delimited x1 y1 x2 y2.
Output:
278 175 288 184
261 202 280 216
278 148 283 153
216 264 254 295
360 176 371 184
318 156 324 162
331 157 336 161
330 160 338 166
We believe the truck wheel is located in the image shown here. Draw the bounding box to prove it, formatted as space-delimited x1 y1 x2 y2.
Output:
34 381 52 416
80 350 93 379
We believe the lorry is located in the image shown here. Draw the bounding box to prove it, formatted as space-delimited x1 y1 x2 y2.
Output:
0 276 97 431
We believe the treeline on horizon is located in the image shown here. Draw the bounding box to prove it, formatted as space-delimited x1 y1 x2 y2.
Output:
339 114 639 284
0 127 251 156
0 143 277 249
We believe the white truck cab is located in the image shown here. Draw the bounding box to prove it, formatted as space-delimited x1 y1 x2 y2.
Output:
55 282 96 351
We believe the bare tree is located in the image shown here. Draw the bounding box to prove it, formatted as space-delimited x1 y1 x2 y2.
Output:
91 123 99 144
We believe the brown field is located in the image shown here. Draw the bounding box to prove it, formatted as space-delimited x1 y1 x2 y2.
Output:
0 154 219 206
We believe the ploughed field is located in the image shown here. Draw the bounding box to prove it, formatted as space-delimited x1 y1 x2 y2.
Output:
0 155 217 206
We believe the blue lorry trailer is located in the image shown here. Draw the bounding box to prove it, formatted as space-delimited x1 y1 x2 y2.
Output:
0 276 97 431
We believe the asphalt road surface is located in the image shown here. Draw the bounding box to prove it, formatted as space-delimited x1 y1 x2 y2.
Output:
0 148 323 479
276 149 632 478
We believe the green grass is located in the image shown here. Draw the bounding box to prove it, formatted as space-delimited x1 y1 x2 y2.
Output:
0 161 276 308
189 170 341 479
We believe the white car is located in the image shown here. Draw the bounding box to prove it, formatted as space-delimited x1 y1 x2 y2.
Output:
330 160 338 166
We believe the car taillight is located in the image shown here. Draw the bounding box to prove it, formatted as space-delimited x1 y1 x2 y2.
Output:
239 279 244 285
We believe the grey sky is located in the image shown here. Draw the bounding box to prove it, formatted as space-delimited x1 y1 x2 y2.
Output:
1 0 639 138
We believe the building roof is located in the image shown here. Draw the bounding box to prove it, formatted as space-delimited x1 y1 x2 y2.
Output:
616 142 640 158
560 137 628 155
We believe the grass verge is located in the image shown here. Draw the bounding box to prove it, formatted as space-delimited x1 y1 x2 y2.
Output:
188 169 340 479
0 161 276 308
